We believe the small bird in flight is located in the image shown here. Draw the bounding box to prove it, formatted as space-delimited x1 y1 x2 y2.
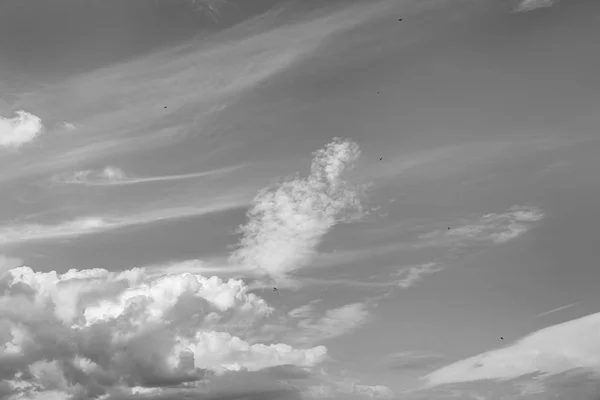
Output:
380 157 383 161
273 287 278 291
398 18 402 21
500 337 504 340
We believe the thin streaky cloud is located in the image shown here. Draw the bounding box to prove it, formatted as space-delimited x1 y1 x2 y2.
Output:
51 164 246 186
144 258 251 280
0 7 368 183
514 0 558 12
418 206 544 246
0 197 246 246
536 302 581 318
394 262 443 289
285 302 371 346
294 276 397 289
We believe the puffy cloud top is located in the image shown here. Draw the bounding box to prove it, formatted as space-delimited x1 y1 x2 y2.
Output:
0 110 43 149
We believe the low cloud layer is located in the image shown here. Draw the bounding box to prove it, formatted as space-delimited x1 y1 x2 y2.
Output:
0 264 328 400
424 311 600 387
229 138 367 283
0 111 43 149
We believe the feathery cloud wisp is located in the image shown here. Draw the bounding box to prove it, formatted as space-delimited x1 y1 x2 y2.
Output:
229 138 367 283
394 262 443 289
285 302 370 346
514 0 558 12
536 302 580 318
0 110 43 149
0 199 246 246
51 164 244 186
382 351 445 371
419 206 544 246
424 311 600 387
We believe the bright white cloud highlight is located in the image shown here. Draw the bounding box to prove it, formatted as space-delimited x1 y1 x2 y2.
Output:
229 137 366 282
0 111 43 149
424 311 600 387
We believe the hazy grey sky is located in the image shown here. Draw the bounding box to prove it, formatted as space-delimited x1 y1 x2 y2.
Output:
1 0 600 399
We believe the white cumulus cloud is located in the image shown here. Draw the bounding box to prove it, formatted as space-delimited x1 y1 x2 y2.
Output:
0 264 328 399
229 137 367 283
0 110 43 149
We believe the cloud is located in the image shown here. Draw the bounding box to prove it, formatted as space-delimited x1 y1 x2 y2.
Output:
0 263 328 399
306 378 394 399
229 138 367 283
285 303 370 346
394 262 443 289
382 351 445 371
0 198 246 246
423 311 600 387
51 164 245 186
514 0 558 12
60 122 77 131
535 302 580 318
0 110 43 149
418 206 544 247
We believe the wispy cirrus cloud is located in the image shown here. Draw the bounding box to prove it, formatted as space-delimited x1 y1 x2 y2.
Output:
229 137 368 284
423 311 600 388
514 0 558 12
535 302 580 318
0 2 391 185
382 351 445 371
394 262 443 289
0 110 43 149
0 197 246 246
285 302 370 346
418 206 544 247
51 164 245 186
306 382 394 399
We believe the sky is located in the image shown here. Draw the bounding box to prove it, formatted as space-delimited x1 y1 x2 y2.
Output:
1 0 600 399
